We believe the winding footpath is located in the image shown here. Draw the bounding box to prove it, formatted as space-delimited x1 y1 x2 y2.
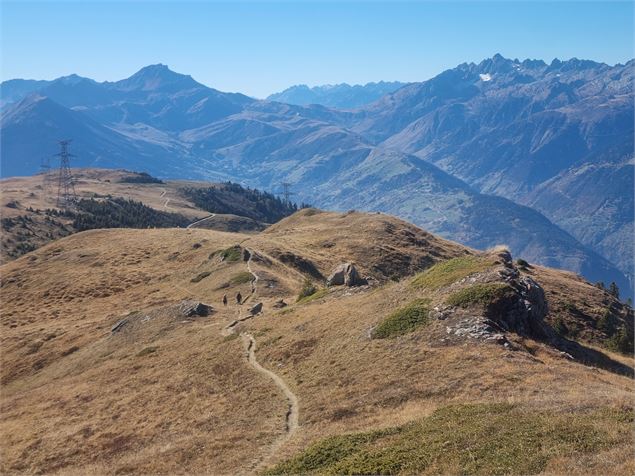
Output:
226 248 300 472
176 240 299 471
186 214 216 229
159 189 171 211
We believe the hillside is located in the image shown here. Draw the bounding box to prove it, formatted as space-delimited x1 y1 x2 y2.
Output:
1 209 633 474
2 58 631 295
0 169 296 262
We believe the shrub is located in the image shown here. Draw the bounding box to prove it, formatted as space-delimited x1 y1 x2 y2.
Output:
412 256 493 290
446 283 512 308
230 271 253 285
608 282 620 299
597 308 614 335
297 279 318 302
371 299 431 339
516 258 530 269
61 346 80 357
608 327 634 354
190 271 212 283
218 246 242 262
296 288 329 305
136 346 158 357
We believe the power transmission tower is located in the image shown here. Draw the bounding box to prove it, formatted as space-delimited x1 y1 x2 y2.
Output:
280 182 295 204
55 140 77 209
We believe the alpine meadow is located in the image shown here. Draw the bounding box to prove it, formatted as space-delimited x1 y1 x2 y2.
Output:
1 2 633 475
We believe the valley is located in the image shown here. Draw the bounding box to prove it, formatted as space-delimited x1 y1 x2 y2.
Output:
2 55 632 296
2 2 633 474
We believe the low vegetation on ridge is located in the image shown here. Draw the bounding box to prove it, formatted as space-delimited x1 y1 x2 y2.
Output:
411 255 493 290
371 298 431 338
266 403 633 476
446 282 513 308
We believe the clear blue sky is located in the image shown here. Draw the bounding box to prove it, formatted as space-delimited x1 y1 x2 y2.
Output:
1 1 633 98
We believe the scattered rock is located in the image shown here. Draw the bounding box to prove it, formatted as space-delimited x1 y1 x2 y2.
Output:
249 302 263 315
179 300 213 317
559 351 574 360
431 306 450 320
497 249 513 265
272 299 288 309
111 318 129 333
242 248 251 262
326 263 368 287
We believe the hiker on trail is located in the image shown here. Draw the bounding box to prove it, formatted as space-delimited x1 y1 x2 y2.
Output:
236 292 242 305
222 294 227 306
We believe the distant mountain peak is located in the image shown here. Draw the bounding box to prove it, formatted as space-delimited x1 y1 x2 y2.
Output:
114 64 201 92
53 74 96 86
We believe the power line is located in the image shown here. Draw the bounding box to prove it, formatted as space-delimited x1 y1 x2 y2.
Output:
279 181 295 204
55 140 77 209
40 155 54 193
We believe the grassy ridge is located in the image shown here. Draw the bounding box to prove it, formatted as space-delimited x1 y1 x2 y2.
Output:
412 255 493 290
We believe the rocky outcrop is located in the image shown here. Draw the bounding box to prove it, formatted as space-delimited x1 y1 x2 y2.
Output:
179 300 213 317
326 263 368 287
249 302 263 315
272 299 288 309
444 250 550 344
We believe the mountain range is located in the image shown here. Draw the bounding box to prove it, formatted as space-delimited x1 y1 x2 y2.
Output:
266 81 408 108
1 56 633 296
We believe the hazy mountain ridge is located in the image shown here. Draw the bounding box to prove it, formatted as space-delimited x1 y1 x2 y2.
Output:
1 57 632 294
341 55 634 280
267 81 408 109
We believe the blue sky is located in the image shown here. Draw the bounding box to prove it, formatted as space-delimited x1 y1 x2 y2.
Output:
1 1 633 97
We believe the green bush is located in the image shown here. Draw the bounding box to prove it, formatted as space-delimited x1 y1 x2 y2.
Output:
218 246 242 262
136 346 158 357
296 288 328 305
412 256 493 290
230 271 254 285
190 271 212 283
297 279 318 302
446 283 512 308
608 327 634 354
597 308 614 335
371 299 431 339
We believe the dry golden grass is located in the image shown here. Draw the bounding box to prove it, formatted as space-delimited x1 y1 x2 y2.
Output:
1 209 633 475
